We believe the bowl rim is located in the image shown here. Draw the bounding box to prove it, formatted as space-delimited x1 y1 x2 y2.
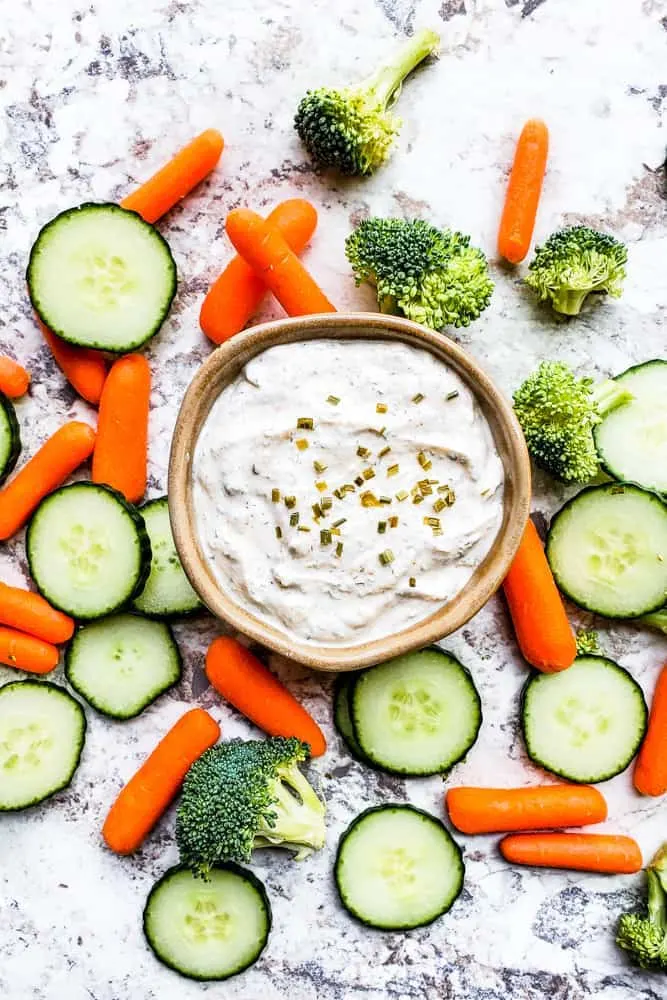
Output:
168 312 531 671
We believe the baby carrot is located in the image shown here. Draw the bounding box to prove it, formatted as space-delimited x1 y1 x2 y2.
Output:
0 421 96 540
0 625 59 674
38 320 107 406
498 119 549 264
102 707 220 855
120 129 224 224
225 208 336 316
0 582 74 645
634 663 667 797
92 354 150 504
200 199 319 343
500 832 642 874
502 518 577 673
446 785 607 835
0 356 30 399
205 636 326 756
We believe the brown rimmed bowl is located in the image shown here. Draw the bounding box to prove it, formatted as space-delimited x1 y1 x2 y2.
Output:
168 313 531 671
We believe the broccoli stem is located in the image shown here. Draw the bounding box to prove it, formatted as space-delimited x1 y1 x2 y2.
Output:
361 29 439 110
642 607 667 633
258 765 326 857
590 379 633 418
551 288 592 316
646 869 667 936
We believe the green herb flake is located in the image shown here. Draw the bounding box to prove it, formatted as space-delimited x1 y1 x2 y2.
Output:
412 393 425 404
357 446 370 459
433 499 446 514
360 491 380 508
326 395 340 406
417 451 432 471
320 529 332 546
271 488 281 503
315 480 328 493
354 475 364 487
321 497 333 512
296 438 309 451
335 542 344 558
418 480 433 495
298 525 311 533
290 512 300 527
332 518 347 528
412 495 424 505
297 417 314 430
446 391 459 401
362 467 375 481
333 488 344 500
284 495 297 509
312 502 323 519
396 490 409 502
378 521 387 534
379 495 392 505
388 516 399 529
424 516 441 528
275 526 282 539
379 549 395 566
409 577 416 587
378 446 391 459
342 484 356 494
376 402 388 414
313 460 328 474
387 464 399 477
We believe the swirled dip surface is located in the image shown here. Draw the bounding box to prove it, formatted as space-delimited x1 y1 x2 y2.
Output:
193 339 504 645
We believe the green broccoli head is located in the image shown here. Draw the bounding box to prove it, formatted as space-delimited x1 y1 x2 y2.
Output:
176 737 326 877
513 361 632 483
525 226 628 316
575 628 600 656
345 217 493 330
617 850 667 970
294 29 439 176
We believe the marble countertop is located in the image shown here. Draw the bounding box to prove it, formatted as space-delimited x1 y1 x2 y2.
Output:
1 0 667 997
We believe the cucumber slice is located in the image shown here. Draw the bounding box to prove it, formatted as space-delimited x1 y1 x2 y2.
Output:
0 394 20 485
27 203 176 351
27 483 151 620
143 864 271 981
546 482 667 617
65 613 181 720
350 648 482 776
334 805 464 931
333 674 367 761
132 498 201 618
0 681 86 811
522 655 647 783
595 360 667 495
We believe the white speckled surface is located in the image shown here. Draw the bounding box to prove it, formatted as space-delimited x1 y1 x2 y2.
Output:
1 0 666 997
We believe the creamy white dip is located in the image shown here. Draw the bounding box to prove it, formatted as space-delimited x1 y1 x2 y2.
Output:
193 339 504 645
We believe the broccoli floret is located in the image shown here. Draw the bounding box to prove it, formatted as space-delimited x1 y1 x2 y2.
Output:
294 29 439 176
176 737 326 876
525 226 628 316
345 217 493 330
513 361 633 483
617 845 667 970
575 628 600 656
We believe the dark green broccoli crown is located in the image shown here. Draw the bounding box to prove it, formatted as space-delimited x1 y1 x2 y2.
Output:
176 737 311 874
617 913 667 969
525 225 628 315
345 218 493 330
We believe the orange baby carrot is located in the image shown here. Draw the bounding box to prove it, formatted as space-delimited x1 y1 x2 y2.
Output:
500 832 642 874
446 785 607 835
92 354 150 504
634 663 667 796
498 119 549 264
0 356 30 399
0 421 96 540
225 208 336 317
201 199 319 343
0 582 74 645
205 636 327 756
103 707 220 855
38 320 107 406
0 625 59 674
120 129 224 224
502 518 577 673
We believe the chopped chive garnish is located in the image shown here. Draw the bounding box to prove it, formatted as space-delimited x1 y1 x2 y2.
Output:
357 446 370 458
271 488 281 503
412 393 425 404
315 480 328 492
275 526 282 539
290 512 300 526
437 484 450 493
355 476 364 487
417 451 432 471
370 426 387 437
332 518 346 528
320 529 332 546
321 497 333 512
387 464 399 477
297 417 314 430
433 527 443 537
312 502 323 519
409 577 416 587
378 446 391 459
379 549 394 566
396 490 409 502
376 402 388 414
313 460 328 474
333 488 344 500
335 542 344 558
342 484 356 494
361 491 379 508
413 495 424 505
378 521 387 534
446 391 459 401
438 486 456 506
480 487 491 497
296 438 309 451
362 468 375 481
331 527 341 537
433 498 446 513
298 525 311 533
327 395 340 405
424 516 441 528
284 495 297 509
379 496 391 505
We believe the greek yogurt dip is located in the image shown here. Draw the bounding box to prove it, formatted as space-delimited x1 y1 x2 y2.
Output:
193 338 504 645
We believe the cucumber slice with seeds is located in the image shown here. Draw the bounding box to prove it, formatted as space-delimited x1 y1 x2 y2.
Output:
595 360 667 495
65 613 181 720
27 482 151 620
350 648 482 776
333 674 367 761
522 655 647 783
546 482 667 618
335 805 464 931
132 498 201 618
0 681 86 811
143 864 271 981
0 394 20 485
27 203 176 351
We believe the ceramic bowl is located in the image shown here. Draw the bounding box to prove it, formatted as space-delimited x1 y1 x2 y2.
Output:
168 312 531 671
